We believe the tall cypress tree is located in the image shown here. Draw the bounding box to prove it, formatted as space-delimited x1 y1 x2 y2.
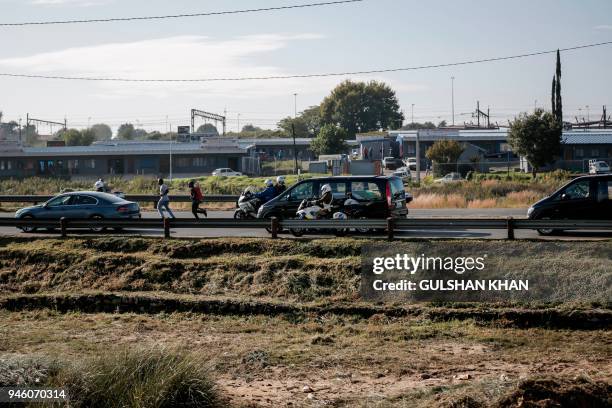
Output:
555 50 562 124
551 76 556 116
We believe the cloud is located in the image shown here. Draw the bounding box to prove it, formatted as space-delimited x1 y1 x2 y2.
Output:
594 25 612 30
0 34 331 99
30 0 113 6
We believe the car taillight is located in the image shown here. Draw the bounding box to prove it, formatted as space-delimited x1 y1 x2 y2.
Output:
386 182 392 208
117 205 129 213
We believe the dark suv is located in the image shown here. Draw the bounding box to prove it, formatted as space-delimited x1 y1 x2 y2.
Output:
257 176 411 220
527 174 611 234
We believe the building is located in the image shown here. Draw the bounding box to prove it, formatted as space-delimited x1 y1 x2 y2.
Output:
0 136 318 179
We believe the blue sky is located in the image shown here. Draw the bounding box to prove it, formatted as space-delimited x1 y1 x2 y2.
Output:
0 0 611 133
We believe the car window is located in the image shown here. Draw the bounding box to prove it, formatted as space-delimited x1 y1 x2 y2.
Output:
327 182 347 198
351 181 383 201
75 195 98 205
289 182 314 200
389 178 406 198
47 195 73 207
596 180 612 201
561 180 590 200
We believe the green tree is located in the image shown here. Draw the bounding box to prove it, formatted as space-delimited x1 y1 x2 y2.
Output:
310 124 348 155
320 80 403 138
277 116 309 138
508 109 562 176
241 124 262 132
400 121 436 130
56 128 95 146
117 123 135 140
90 123 112 140
555 49 562 124
23 124 40 146
437 120 447 128
196 123 219 135
425 140 464 164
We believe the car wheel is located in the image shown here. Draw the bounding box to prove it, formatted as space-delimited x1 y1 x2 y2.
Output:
19 215 37 233
89 215 106 232
537 217 559 236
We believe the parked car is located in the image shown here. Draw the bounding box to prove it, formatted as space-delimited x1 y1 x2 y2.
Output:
435 172 463 183
257 176 412 222
527 174 611 235
392 169 411 183
15 191 141 233
382 157 404 170
589 160 610 174
405 157 418 171
212 168 242 177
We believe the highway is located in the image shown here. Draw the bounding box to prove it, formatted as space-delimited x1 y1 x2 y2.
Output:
1 208 610 240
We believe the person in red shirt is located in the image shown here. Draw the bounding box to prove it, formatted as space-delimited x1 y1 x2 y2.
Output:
189 180 207 219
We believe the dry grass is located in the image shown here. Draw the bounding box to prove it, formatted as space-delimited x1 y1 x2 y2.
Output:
410 193 467 209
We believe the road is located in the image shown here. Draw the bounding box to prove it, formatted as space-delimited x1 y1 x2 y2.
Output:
2 208 611 240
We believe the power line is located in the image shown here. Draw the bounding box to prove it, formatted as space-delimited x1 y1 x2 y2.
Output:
0 0 363 27
1 40 611 82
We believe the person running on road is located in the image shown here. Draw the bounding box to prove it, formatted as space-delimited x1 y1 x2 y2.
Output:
94 178 105 192
157 177 175 219
274 176 286 197
254 179 277 204
189 180 207 219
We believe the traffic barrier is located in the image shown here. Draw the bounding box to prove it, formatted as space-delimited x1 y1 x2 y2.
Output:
0 217 611 239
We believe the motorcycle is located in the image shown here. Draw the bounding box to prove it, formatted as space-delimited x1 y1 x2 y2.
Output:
290 198 348 237
234 187 261 219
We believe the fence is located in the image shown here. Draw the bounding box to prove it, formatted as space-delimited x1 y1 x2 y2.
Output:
1 217 611 240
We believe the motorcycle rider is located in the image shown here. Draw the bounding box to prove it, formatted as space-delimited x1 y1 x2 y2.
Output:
254 179 277 204
94 178 105 192
311 183 334 217
274 176 286 196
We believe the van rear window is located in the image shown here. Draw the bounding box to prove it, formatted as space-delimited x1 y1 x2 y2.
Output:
389 178 406 197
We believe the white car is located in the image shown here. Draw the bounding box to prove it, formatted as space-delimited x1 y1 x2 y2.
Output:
212 168 242 177
435 172 463 183
405 157 418 171
392 169 411 182
589 161 610 174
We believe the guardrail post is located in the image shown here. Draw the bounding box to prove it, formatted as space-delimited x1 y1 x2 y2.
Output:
386 217 395 241
270 217 279 239
163 218 171 239
60 217 67 238
506 216 515 240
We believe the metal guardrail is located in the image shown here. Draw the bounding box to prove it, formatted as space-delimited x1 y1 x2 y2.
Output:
0 217 611 240
0 194 238 204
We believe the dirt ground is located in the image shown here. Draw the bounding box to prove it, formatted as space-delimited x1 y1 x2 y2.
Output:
0 310 610 407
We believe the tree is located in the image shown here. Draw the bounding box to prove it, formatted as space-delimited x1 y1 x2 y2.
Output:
241 124 262 132
310 124 348 155
425 140 464 164
437 120 447 128
23 124 40 146
320 80 403 138
56 128 95 146
90 123 112 140
196 123 219 135
400 121 436 130
117 123 135 140
551 50 562 124
508 109 562 176
277 105 322 138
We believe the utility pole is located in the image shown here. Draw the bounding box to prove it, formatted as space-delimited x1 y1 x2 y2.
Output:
237 113 240 133
411 104 415 124
291 123 298 175
18 118 22 143
451 77 455 126
293 93 298 118
586 105 590 122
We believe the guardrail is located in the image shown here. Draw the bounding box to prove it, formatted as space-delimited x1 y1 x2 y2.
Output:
1 217 611 240
0 194 238 205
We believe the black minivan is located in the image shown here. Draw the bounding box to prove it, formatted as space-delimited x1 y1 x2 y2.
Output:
257 176 411 220
527 174 611 235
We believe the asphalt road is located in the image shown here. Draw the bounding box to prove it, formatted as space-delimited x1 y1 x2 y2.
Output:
2 208 611 240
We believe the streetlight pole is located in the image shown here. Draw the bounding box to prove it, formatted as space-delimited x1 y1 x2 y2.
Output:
237 113 241 132
411 104 415 124
293 93 298 118
451 77 455 126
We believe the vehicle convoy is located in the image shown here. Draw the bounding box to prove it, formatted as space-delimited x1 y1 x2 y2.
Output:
234 187 261 219
257 176 411 234
527 174 611 235
16 191 141 233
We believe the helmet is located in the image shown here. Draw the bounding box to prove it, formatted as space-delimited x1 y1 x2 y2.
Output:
276 176 285 185
321 184 332 195
265 179 274 187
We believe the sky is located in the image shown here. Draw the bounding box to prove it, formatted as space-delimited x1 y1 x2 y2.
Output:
0 0 611 135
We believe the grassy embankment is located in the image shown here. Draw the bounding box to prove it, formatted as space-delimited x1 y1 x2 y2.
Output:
0 170 570 210
0 236 610 406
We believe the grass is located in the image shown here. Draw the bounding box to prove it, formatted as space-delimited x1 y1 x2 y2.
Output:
0 347 220 408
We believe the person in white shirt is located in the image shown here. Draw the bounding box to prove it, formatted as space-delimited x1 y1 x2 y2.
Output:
157 178 175 219
94 178 105 192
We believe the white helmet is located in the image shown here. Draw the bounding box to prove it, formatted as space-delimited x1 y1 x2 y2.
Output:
265 179 274 187
321 184 332 194
276 176 285 185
